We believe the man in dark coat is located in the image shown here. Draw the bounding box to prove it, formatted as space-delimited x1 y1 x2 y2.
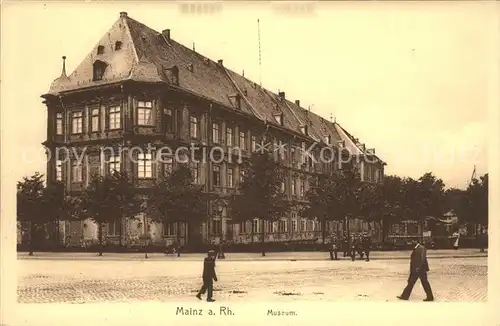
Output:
351 234 359 261
342 233 349 257
196 250 218 302
361 233 372 262
397 240 434 301
329 237 339 260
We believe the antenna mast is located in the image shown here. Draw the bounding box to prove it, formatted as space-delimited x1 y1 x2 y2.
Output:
258 18 262 86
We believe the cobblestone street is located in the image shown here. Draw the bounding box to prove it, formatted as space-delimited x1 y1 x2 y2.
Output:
17 252 487 304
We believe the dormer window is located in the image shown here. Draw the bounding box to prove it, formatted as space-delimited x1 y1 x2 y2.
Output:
324 135 331 144
115 41 122 50
274 113 283 126
97 45 105 55
229 94 241 109
300 125 308 136
93 60 107 81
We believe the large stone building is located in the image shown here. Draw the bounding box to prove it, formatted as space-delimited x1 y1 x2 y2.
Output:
41 12 385 248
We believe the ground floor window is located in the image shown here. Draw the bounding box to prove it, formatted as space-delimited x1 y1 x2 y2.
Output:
252 219 259 233
211 219 222 235
300 219 306 232
107 220 122 236
240 221 248 234
163 222 176 236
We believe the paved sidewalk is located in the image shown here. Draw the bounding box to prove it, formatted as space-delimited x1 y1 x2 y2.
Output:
18 249 487 261
17 256 487 303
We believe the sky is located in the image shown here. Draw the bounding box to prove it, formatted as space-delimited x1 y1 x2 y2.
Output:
1 1 498 189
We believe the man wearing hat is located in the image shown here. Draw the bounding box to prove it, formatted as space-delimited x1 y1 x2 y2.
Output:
361 232 372 262
196 249 218 302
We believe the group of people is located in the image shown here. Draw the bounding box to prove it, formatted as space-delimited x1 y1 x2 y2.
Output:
196 238 434 302
329 232 372 261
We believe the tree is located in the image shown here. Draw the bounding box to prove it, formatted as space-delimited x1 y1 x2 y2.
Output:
336 166 364 234
17 173 45 255
457 173 488 231
358 175 405 241
303 171 360 244
149 165 206 257
39 181 80 246
231 151 290 256
402 173 445 241
79 171 143 256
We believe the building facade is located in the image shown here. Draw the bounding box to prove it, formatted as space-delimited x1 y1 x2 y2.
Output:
41 12 385 248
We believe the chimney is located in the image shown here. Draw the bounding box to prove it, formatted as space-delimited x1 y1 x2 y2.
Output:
217 59 223 66
120 12 128 18
295 100 300 107
278 91 285 101
61 56 67 77
162 29 171 41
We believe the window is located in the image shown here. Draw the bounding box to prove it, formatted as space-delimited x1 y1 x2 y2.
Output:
279 220 286 233
240 222 247 234
291 147 295 163
252 219 259 233
281 181 285 192
164 108 174 132
251 135 257 152
190 115 199 138
227 167 233 188
56 160 63 181
300 219 306 232
108 155 121 173
163 222 175 236
71 161 82 183
93 61 107 81
56 113 63 135
274 113 283 125
91 108 100 132
240 169 246 183
226 127 233 146
72 111 83 134
191 162 199 184
97 45 105 54
162 155 173 175
307 220 313 231
300 180 305 197
272 222 277 233
211 219 222 235
239 130 246 150
115 41 122 50
137 153 152 179
279 140 285 160
213 165 220 187
137 101 153 126
107 220 122 236
108 106 121 129
291 179 296 196
212 122 220 143
292 220 297 232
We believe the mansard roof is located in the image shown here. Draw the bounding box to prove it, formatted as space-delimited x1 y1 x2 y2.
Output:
44 12 383 163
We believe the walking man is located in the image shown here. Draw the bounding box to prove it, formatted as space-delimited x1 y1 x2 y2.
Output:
362 233 372 262
329 237 339 260
397 240 434 302
196 250 218 302
342 232 349 257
